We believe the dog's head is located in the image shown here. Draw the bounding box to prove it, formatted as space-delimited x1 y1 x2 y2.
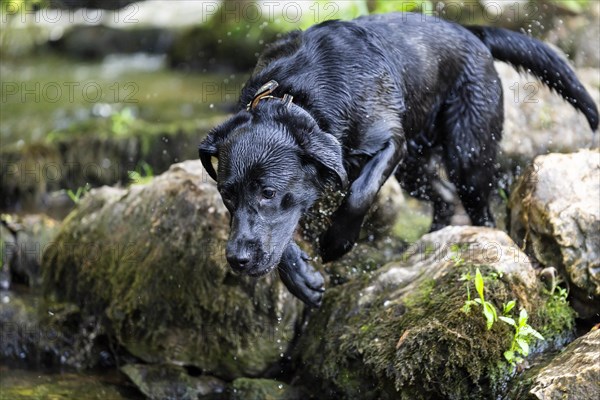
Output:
199 101 347 276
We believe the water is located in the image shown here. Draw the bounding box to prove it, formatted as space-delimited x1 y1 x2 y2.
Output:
0 53 244 147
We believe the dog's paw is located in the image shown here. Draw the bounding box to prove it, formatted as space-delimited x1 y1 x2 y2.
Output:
278 245 325 307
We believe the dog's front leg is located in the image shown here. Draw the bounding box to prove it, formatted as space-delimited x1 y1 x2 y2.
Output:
320 140 403 262
278 241 325 307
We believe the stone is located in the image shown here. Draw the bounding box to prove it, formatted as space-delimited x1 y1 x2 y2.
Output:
497 62 599 171
121 363 225 400
42 160 303 380
230 378 306 400
0 289 112 369
294 226 576 399
509 328 600 400
1 214 60 287
509 150 600 318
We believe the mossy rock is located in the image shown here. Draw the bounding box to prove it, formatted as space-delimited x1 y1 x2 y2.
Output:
120 363 225 400
294 226 576 399
230 378 306 400
509 149 600 318
0 368 142 400
42 160 303 379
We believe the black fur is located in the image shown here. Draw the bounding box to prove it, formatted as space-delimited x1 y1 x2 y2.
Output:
199 13 598 307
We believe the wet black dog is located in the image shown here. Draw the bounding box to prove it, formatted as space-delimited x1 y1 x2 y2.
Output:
199 13 598 307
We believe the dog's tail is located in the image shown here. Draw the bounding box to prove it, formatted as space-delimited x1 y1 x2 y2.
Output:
467 26 598 132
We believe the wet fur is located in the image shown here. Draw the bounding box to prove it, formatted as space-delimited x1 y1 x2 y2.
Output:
200 12 598 307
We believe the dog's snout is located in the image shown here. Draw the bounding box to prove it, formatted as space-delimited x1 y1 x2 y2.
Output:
226 241 256 271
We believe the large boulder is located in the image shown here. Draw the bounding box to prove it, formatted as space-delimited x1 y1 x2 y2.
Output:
497 62 599 170
294 226 576 400
42 160 303 380
509 150 600 318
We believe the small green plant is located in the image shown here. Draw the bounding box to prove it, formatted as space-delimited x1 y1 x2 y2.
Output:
67 184 90 204
499 308 544 365
128 161 154 185
450 243 468 267
502 300 516 316
460 268 545 365
461 268 498 330
111 107 136 136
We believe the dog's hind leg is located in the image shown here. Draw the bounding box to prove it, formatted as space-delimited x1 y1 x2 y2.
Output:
440 62 503 227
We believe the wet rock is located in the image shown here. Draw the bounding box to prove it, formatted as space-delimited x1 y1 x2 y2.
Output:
1 214 60 287
509 328 600 399
230 378 306 400
509 150 600 319
497 61 599 171
121 363 225 400
0 367 142 400
294 226 576 399
0 289 112 369
42 160 303 379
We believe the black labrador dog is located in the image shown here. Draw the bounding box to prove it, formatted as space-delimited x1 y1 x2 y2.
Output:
199 12 598 307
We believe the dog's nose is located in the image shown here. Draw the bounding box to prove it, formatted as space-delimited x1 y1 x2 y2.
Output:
227 253 251 270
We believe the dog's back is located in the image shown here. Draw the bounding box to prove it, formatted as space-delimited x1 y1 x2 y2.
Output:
243 13 493 141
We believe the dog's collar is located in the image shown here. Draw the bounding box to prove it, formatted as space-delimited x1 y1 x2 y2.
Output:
246 80 294 111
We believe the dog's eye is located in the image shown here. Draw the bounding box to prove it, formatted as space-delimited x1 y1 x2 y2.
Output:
262 188 276 199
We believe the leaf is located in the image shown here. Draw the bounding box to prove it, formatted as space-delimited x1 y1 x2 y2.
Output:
518 308 528 327
516 338 530 356
486 302 498 321
483 306 495 330
504 350 514 362
521 326 545 341
475 268 484 300
499 316 516 326
503 300 516 315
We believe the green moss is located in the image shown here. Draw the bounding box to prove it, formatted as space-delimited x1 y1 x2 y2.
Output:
296 250 575 400
534 288 577 346
42 168 300 379
348 266 515 398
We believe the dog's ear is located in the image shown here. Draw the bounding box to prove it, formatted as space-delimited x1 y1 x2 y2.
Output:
297 127 348 189
199 113 250 181
277 107 348 189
